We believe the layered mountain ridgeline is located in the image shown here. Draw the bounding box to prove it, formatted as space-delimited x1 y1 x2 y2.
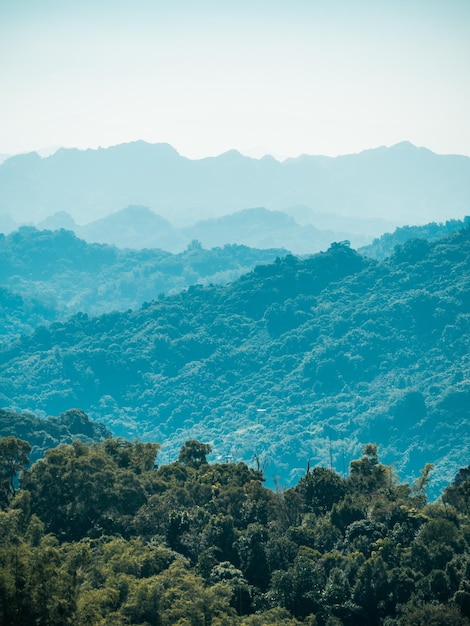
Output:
183 208 346 255
0 407 110 466
359 216 470 260
35 205 346 255
33 208 469 258
1 227 469 496
1 141 469 228
0 226 286 333
1 437 470 624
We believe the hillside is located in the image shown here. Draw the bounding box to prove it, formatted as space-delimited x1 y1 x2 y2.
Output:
0 407 110 465
359 216 470 260
0 226 287 334
0 285 59 340
1 141 469 229
183 207 349 255
1 228 468 497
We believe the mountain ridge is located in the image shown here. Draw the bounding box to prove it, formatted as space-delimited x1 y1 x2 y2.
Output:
1 140 469 227
30 205 368 254
1 228 468 497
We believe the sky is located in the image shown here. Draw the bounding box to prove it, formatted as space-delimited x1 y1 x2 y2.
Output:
1 0 470 160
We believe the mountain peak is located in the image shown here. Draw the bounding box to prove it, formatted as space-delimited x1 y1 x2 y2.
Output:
390 140 418 150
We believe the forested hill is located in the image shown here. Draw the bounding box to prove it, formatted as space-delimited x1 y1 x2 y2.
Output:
359 216 470 260
0 407 110 465
0 227 286 335
1 228 469 496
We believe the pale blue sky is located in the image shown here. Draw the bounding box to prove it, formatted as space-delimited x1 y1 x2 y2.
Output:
1 0 469 158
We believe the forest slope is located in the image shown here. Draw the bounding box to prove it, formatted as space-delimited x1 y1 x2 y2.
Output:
0 227 286 336
359 216 470 260
1 229 469 497
0 407 110 465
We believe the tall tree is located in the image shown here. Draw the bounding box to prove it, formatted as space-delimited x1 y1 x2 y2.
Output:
0 436 31 508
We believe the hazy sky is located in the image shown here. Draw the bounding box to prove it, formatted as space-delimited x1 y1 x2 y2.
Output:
1 0 470 159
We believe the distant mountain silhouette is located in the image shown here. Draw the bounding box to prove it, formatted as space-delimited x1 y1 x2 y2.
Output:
183 207 356 254
37 211 77 231
36 206 359 254
1 141 468 230
78 205 184 251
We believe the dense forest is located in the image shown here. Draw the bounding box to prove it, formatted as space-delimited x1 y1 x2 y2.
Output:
0 407 110 466
359 217 470 260
1 435 469 625
1 227 469 497
0 226 286 336
2 218 466 341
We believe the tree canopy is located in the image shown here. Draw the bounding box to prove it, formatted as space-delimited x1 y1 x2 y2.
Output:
1 228 469 495
0 436 469 625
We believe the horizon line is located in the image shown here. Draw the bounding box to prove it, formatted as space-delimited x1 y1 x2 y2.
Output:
2 139 468 164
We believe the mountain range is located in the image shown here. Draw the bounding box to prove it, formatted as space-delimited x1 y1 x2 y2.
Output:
0 226 286 335
1 141 469 242
1 227 468 497
33 205 351 255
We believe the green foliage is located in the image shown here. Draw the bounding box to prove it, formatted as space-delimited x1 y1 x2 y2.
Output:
296 467 347 515
178 440 212 469
0 436 31 508
359 217 470 260
21 439 159 540
1 228 470 496
0 226 287 335
0 407 110 468
0 438 469 624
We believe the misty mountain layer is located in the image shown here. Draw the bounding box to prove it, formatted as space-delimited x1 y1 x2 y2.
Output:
1 141 468 231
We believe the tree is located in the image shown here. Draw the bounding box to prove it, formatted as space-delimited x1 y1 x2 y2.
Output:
102 438 160 473
349 444 391 495
21 440 150 540
0 436 31 508
353 554 391 624
236 523 270 590
442 466 470 514
178 440 212 469
296 466 346 515
397 603 470 625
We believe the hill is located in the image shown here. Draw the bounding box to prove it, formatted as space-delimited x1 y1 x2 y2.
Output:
359 216 470 260
182 207 349 255
78 205 186 251
0 226 287 333
0 407 110 466
36 205 349 255
0 228 468 496
1 140 469 230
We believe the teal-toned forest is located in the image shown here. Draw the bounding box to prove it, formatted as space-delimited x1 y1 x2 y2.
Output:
0 226 286 334
1 221 469 624
1 226 469 495
1 435 469 625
